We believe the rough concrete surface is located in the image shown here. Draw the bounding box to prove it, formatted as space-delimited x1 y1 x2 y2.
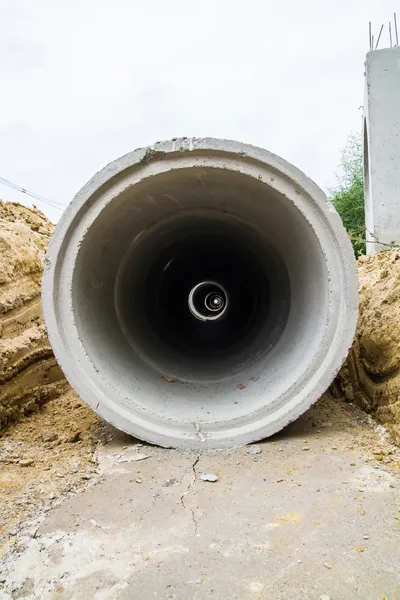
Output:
364 47 400 253
339 248 400 443
1 394 399 600
42 137 358 448
0 201 65 430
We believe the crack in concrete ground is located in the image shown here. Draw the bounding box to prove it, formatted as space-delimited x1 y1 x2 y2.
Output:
2 395 400 599
138 491 159 523
179 453 200 537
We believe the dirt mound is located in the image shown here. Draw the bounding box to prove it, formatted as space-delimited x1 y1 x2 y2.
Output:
0 388 105 544
0 201 66 429
338 248 400 442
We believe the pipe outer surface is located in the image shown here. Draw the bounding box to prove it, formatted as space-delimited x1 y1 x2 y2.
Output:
42 138 358 449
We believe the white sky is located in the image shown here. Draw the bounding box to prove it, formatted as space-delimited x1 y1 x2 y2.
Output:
0 0 397 223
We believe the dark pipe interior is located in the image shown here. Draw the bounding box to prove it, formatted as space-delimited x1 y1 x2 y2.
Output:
70 165 332 418
113 213 292 378
143 231 270 359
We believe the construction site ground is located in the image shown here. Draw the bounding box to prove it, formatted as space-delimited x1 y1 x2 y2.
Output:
0 391 399 600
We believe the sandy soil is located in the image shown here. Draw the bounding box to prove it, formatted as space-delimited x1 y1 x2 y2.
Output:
338 248 400 442
0 201 65 430
0 388 107 550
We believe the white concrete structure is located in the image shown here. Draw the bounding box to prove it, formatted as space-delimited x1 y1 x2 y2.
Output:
42 138 358 449
364 47 400 254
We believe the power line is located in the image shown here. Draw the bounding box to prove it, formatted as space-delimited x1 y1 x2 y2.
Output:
0 174 66 212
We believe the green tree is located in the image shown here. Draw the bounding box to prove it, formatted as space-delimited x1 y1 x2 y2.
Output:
330 133 365 257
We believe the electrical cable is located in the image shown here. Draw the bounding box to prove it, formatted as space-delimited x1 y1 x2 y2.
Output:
0 175 66 211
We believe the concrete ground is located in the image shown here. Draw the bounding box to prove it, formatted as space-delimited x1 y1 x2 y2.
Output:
1 395 400 600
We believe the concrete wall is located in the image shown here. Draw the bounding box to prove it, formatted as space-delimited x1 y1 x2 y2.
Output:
364 47 400 254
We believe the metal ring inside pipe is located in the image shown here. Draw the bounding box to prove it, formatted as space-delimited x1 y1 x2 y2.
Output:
188 281 228 321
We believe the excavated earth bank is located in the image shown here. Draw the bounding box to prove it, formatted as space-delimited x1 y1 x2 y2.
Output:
0 201 67 430
338 248 400 443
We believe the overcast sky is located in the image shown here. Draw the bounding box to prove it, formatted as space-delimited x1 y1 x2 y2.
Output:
0 0 397 222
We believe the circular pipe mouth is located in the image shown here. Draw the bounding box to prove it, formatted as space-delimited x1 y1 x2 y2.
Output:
42 137 358 449
188 281 228 321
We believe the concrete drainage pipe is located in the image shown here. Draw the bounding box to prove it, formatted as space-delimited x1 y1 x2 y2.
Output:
42 138 358 449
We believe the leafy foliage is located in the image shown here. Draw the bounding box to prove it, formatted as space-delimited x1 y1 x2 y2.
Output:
330 133 365 257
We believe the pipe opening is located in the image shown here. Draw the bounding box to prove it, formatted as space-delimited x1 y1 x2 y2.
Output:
134 224 281 363
188 281 228 322
72 166 325 396
113 209 291 381
44 139 357 448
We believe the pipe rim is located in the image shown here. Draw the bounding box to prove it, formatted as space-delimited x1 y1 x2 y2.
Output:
42 137 358 448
